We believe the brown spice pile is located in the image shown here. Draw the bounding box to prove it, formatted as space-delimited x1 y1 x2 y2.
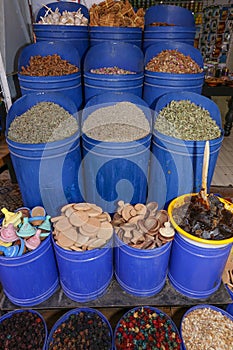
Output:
145 49 203 74
20 54 79 76
89 0 144 28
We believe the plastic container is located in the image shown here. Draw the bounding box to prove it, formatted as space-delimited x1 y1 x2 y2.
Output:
147 91 223 209
46 308 113 350
33 1 89 64
114 306 182 350
0 235 59 306
81 92 152 214
17 41 83 110
114 233 172 296
143 41 205 108
53 237 113 302
89 26 142 48
6 92 83 217
167 194 233 299
144 4 195 27
83 41 144 102
0 309 48 350
180 305 233 349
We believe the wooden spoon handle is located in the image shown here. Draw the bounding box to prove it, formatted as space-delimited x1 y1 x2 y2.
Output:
202 141 210 194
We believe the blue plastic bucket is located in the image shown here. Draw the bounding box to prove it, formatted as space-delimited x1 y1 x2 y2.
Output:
89 26 142 48
143 41 204 108
83 41 144 103
147 91 223 209
180 305 233 349
114 233 172 296
0 309 48 349
18 41 82 110
34 2 89 64
53 237 113 302
6 92 83 217
81 92 152 214
143 27 196 52
46 308 113 350
168 233 232 298
144 4 195 27
0 235 59 306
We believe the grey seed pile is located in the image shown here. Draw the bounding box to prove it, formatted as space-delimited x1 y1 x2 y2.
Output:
154 100 221 140
82 101 150 142
8 102 78 144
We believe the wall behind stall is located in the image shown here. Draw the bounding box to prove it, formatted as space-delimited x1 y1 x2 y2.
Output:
0 0 33 99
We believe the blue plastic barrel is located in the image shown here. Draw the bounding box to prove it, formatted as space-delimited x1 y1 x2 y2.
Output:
0 309 48 349
53 237 113 302
6 92 83 217
81 92 152 214
18 41 82 110
144 4 195 27
114 233 172 296
0 235 59 306
168 233 232 298
89 26 142 48
147 91 223 209
83 42 144 102
33 2 89 64
181 305 233 349
46 308 113 350
143 41 205 108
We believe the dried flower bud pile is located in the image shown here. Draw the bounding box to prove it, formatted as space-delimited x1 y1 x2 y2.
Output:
181 307 233 350
89 0 144 28
82 101 150 142
37 6 88 26
52 202 113 251
155 100 221 140
90 66 136 74
115 306 182 349
7 102 78 144
20 54 79 76
0 311 46 350
145 49 203 74
172 193 233 241
112 201 175 249
48 310 112 350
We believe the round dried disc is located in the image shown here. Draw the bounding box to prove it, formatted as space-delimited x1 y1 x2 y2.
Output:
79 226 98 237
65 206 76 218
88 238 106 249
87 205 103 217
55 216 73 232
56 232 75 248
76 233 90 246
82 217 101 233
61 203 76 213
73 203 91 211
69 210 89 227
63 227 78 242
51 215 64 223
97 221 113 240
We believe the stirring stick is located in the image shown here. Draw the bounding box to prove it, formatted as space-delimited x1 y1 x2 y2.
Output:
201 140 210 206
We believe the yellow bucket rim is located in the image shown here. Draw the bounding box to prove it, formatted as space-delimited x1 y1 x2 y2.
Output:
168 193 233 245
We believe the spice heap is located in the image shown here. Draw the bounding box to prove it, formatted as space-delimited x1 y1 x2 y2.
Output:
115 306 182 349
82 101 150 142
0 206 51 257
90 66 136 74
52 202 113 251
48 310 112 349
181 307 233 350
0 311 46 350
20 54 79 76
37 6 88 25
172 193 233 241
154 100 221 140
7 102 78 144
112 201 175 249
89 0 144 28
145 49 203 74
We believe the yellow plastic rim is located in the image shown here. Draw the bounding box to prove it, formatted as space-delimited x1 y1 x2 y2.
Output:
168 193 233 245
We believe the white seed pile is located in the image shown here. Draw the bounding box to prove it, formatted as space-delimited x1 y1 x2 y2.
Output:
8 102 78 144
82 101 151 142
181 307 233 350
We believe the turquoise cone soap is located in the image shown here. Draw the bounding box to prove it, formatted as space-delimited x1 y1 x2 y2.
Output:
17 217 36 238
